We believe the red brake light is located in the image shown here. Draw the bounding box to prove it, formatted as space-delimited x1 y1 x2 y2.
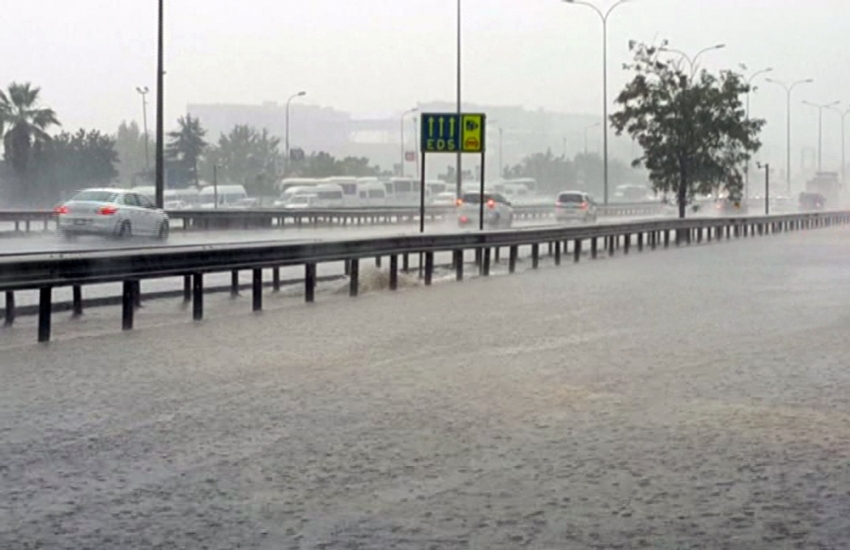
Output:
456 198 464 206
54 205 69 215
459 216 469 223
487 199 496 209
580 202 589 210
555 201 563 207
97 205 118 215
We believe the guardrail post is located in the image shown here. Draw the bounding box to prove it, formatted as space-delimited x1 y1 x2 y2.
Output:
72 285 83 317
305 263 317 301
482 248 491 276
193 274 203 321
4 291 15 326
675 229 682 246
624 234 631 254
554 241 562 265
574 239 582 263
38 287 52 343
591 238 598 259
664 230 671 248
375 256 382 268
252 269 263 311
389 256 398 290
122 281 135 331
231 271 240 298
608 236 615 256
273 268 281 292
637 232 644 251
696 227 702 244
425 252 434 285
650 231 657 250
456 250 465 280
183 275 191 302
402 254 409 273
349 259 360 297
532 244 540 269
509 246 518 272
133 281 142 309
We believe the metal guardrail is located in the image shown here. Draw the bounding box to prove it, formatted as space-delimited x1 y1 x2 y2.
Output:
0 202 665 233
2 210 846 343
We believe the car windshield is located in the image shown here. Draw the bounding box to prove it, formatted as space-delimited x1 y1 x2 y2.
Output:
71 190 118 203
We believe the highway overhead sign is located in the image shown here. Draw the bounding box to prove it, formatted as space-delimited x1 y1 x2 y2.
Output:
420 113 486 153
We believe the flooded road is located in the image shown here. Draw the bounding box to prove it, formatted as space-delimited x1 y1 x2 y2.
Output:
2 225 849 549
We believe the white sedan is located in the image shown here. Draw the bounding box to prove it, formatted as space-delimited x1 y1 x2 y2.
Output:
55 188 170 240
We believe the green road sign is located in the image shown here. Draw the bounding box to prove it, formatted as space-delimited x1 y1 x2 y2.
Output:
420 113 486 153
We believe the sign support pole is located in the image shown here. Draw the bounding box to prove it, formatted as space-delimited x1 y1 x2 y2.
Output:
419 152 427 234
479 152 485 231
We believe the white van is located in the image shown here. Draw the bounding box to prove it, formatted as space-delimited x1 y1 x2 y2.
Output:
199 185 249 208
325 177 359 206
384 177 422 206
132 186 201 209
278 183 344 208
356 181 388 207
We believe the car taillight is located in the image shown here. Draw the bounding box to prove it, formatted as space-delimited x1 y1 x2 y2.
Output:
580 202 588 210
459 216 469 223
487 199 496 209
97 205 118 215
54 205 69 215
555 201 563 208
456 198 464 206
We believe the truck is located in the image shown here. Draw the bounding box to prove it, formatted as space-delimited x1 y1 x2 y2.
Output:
803 172 840 209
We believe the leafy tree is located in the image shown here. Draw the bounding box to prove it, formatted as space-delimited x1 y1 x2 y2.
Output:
504 150 575 195
204 125 281 196
610 41 764 217
290 151 389 179
115 121 152 187
33 129 118 202
166 115 208 186
0 82 60 201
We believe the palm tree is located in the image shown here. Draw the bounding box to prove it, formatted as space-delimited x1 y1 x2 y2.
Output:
166 115 208 186
0 82 60 176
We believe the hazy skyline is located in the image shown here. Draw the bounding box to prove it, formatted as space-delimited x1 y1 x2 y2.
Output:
4 0 850 169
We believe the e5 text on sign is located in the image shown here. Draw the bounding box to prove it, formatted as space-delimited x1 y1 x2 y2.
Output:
420 113 486 154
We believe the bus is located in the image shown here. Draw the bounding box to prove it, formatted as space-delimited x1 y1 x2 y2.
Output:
384 177 423 206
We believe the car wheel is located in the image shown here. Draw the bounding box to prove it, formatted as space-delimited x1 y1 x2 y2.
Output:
156 220 169 240
115 220 131 239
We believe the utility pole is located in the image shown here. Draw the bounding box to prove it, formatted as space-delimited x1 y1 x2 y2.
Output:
155 0 165 208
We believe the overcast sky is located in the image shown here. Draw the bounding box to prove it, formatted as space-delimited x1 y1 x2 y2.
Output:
4 0 850 166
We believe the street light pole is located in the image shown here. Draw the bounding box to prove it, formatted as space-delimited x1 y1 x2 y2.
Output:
660 44 726 79
563 0 631 206
155 0 165 209
456 0 463 197
828 105 850 189
766 78 813 194
136 86 151 174
743 67 773 198
802 100 840 173
284 91 307 176
400 107 418 177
